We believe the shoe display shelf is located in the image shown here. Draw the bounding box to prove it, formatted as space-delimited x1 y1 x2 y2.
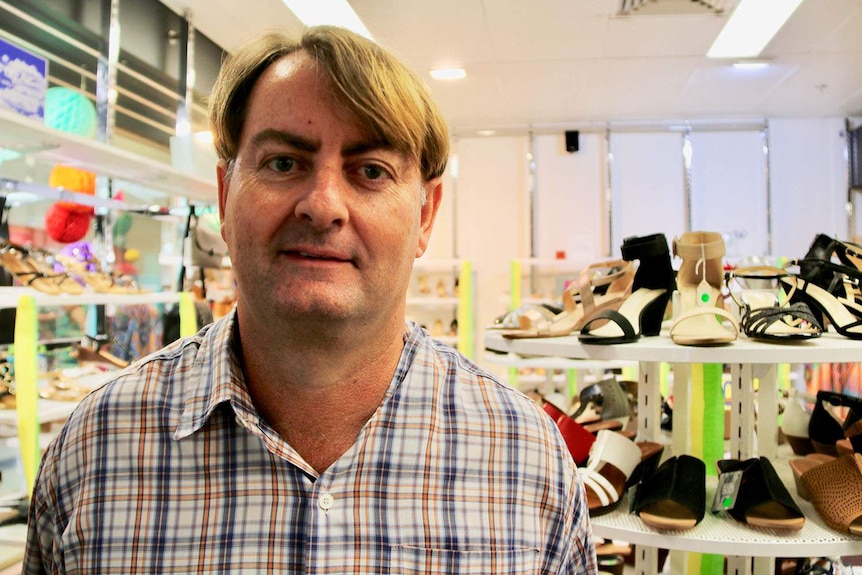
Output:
482 351 636 403
0 106 219 495
485 329 862 575
0 287 200 495
497 258 613 390
408 258 474 359
506 257 585 307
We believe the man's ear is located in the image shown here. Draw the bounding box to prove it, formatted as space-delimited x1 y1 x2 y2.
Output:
217 160 230 241
416 178 443 258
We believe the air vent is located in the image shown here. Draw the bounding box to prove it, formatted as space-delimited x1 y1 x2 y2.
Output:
617 0 735 16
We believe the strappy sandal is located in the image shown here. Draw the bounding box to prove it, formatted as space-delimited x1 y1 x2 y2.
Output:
486 303 560 331
725 266 821 341
579 234 674 345
633 454 706 531
0 242 62 295
668 231 738 346
502 259 634 339
782 260 862 338
716 457 805 531
790 453 862 536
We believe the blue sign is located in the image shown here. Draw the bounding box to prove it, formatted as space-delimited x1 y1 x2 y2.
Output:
0 37 48 119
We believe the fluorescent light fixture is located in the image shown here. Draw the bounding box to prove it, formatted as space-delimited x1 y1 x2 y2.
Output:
477 130 497 136
732 60 771 70
707 0 805 59
429 68 467 81
282 0 373 40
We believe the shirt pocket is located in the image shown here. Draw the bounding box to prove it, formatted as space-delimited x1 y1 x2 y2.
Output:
389 545 540 575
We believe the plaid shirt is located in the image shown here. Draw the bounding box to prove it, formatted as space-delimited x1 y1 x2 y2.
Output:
25 309 597 574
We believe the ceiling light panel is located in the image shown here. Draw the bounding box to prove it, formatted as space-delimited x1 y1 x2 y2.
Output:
707 0 805 59
281 0 373 40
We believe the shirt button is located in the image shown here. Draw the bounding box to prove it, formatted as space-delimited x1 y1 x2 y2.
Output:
318 493 334 511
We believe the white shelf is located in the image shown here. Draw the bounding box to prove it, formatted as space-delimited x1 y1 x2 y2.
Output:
0 286 181 309
406 297 459 307
0 107 217 203
482 351 636 371
485 328 862 365
591 454 862 557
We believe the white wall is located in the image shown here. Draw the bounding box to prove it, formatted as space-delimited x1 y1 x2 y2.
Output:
768 118 849 258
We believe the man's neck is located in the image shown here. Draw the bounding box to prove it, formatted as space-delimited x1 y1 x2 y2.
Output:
234 310 406 472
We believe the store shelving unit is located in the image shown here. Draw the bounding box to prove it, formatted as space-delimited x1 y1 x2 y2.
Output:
0 106 216 496
0 107 217 203
485 329 862 575
409 258 474 358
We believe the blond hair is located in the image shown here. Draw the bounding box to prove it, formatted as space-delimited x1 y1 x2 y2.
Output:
208 26 449 181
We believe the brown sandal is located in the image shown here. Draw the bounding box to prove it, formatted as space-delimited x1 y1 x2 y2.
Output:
790 453 862 535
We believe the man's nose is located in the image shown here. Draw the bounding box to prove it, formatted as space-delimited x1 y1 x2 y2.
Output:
293 166 350 229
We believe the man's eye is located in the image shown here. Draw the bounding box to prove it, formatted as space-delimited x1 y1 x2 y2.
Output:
361 165 388 180
268 157 295 172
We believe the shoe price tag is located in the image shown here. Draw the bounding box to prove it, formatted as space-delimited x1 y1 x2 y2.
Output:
712 470 743 513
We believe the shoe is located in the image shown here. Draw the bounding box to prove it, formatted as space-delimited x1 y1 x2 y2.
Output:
569 377 633 429
579 429 662 516
579 233 674 345
0 242 62 295
790 453 862 536
780 267 862 339
633 454 706 531
502 259 633 339
486 303 561 330
669 231 739 346
780 389 815 456
808 390 862 455
725 266 821 341
29 247 84 295
716 457 805 531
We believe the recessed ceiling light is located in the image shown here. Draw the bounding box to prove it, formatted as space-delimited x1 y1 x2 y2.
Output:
429 68 467 81
282 0 373 40
707 0 805 59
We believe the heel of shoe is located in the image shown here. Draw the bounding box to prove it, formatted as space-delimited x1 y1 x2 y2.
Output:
640 291 670 337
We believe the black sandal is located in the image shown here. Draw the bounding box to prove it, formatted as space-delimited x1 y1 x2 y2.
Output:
726 266 822 341
715 457 805 531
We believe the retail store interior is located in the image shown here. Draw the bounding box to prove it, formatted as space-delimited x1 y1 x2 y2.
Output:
1 0 862 573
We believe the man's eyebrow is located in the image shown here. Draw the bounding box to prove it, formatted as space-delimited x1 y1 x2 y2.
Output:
250 129 319 153
342 139 394 157
249 129 396 157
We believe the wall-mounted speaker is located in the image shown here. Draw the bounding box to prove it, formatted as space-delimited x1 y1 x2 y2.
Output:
565 130 579 153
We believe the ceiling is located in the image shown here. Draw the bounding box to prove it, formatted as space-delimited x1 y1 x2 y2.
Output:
158 0 862 136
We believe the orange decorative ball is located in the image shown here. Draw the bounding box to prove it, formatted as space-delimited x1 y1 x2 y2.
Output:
49 165 96 214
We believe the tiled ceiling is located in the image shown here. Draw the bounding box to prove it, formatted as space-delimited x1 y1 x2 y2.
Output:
158 0 862 134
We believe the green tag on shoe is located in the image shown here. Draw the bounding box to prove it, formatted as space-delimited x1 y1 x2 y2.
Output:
712 470 743 513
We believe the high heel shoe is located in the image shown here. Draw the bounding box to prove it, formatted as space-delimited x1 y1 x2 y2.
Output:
808 389 862 455
725 266 821 341
0 242 62 295
502 259 634 339
579 233 674 345
780 265 862 339
669 231 738 346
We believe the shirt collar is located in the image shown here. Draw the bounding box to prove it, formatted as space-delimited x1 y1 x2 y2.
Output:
174 308 428 440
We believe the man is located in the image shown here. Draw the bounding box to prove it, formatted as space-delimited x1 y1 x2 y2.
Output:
25 26 597 573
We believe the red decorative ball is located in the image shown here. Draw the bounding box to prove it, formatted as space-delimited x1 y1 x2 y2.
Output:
44 203 91 243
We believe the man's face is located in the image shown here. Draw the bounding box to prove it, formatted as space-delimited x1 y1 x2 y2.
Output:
218 52 441 330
